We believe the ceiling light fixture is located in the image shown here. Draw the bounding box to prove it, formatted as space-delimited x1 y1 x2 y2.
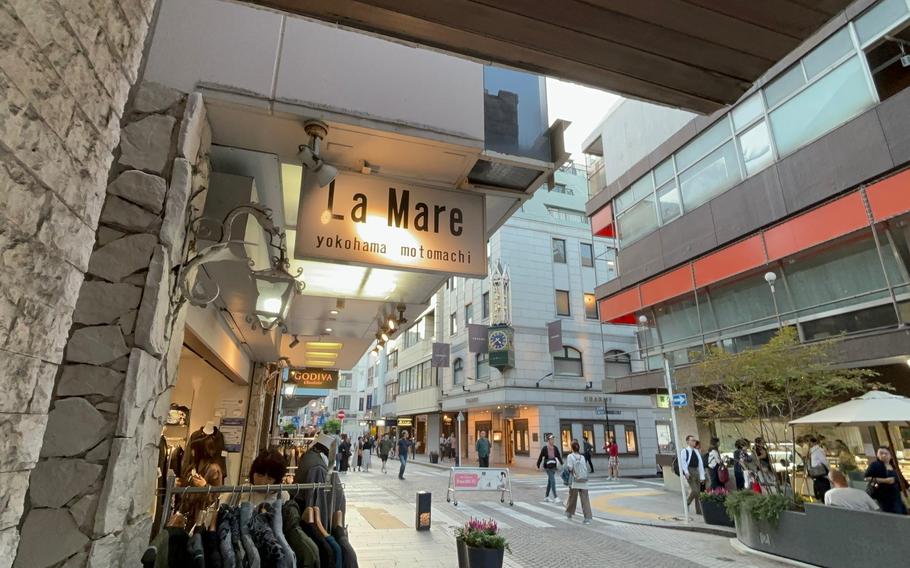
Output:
396 303 408 325
298 120 337 188
324 327 333 333
387 316 397 331
306 359 335 367
289 335 300 348
329 309 339 316
305 351 338 358
306 341 343 350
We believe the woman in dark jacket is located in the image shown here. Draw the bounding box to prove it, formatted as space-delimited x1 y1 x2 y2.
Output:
864 446 907 514
536 434 563 503
339 434 352 472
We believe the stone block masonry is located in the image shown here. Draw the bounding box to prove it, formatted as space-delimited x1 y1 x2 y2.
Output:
7 75 212 568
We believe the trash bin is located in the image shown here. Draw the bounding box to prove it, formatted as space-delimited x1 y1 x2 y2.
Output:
429 451 439 464
416 491 431 531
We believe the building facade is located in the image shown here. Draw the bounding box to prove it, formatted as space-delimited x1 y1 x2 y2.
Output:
585 0 910 447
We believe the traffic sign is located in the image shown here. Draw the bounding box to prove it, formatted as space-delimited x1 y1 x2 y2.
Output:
337 410 346 420
671 393 688 407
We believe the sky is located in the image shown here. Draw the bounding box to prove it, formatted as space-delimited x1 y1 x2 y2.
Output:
546 77 621 163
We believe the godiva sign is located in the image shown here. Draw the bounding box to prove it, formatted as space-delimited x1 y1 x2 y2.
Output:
295 172 487 277
288 368 339 389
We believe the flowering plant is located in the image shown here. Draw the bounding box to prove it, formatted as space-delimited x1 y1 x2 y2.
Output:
699 487 729 503
455 517 511 552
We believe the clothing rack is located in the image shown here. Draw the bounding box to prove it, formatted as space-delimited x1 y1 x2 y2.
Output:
157 471 341 535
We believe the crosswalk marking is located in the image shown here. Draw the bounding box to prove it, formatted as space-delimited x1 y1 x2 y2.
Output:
535 499 619 526
450 503 513 529
513 501 567 522
489 503 554 528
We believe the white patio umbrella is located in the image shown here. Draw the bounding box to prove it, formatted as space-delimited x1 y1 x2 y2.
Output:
789 390 910 499
789 390 910 427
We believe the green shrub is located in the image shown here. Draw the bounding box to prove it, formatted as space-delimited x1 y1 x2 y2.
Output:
725 490 796 524
323 418 342 434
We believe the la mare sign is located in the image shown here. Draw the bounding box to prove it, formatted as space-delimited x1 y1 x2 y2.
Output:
288 368 339 389
295 172 487 277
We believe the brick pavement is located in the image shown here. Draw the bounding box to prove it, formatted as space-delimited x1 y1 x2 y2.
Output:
338 462 788 568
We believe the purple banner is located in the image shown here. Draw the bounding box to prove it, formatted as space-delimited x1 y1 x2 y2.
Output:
547 320 562 353
431 342 451 367
468 324 489 353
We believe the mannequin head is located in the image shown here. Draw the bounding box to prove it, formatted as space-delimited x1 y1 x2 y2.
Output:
203 421 215 435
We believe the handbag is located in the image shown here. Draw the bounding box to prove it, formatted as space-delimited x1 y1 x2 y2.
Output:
560 467 571 486
807 464 828 478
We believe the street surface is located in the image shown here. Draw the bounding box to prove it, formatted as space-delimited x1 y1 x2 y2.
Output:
341 461 789 568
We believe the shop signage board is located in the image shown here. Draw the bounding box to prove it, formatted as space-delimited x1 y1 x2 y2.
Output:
467 324 488 353
547 320 563 353
446 467 513 506
431 342 450 367
221 417 245 452
289 368 339 389
295 172 487 277
398 417 413 427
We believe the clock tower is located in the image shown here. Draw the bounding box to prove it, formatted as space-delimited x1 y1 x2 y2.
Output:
488 262 515 371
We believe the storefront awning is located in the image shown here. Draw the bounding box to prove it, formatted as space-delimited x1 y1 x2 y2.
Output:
243 0 853 113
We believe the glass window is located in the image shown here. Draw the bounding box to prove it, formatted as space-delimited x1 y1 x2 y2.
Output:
629 174 655 202
738 120 774 176
560 424 573 453
654 295 700 344
453 358 464 384
675 119 732 171
617 194 658 246
554 346 583 376
765 64 806 108
732 93 764 131
547 206 588 224
856 0 910 45
482 292 490 319
465 303 473 325
450 312 458 335
580 243 594 267
803 28 853 80
552 238 567 263
769 57 876 156
584 293 598 319
653 158 675 186
476 353 490 380
656 181 682 224
555 290 571 316
678 140 742 211
701 274 781 337
615 189 635 214
624 425 638 454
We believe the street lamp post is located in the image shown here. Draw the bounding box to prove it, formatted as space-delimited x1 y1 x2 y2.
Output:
764 271 784 331
639 315 690 523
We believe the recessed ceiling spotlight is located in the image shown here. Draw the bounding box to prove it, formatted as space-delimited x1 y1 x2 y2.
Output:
325 327 333 333
329 309 339 315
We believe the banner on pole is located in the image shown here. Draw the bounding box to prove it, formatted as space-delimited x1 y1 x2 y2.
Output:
547 320 563 353
431 343 451 367
468 324 489 353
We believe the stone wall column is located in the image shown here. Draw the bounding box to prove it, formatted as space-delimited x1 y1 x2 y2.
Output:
0 1 158 566
12 83 212 568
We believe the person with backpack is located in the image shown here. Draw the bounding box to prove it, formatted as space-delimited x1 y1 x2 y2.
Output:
582 435 595 473
536 434 563 502
679 435 705 514
565 440 592 524
706 437 725 489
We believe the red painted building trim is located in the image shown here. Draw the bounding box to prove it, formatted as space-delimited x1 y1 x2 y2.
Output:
763 192 868 261
592 203 615 238
693 235 767 288
640 265 695 306
867 169 910 222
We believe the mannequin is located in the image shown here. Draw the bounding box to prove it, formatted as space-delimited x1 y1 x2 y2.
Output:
202 421 215 435
182 419 227 483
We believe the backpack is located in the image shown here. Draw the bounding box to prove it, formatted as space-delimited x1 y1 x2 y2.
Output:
573 455 589 481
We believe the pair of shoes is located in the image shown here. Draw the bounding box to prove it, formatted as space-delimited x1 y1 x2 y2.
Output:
583 519 592 525
544 497 552 503
565 512 572 520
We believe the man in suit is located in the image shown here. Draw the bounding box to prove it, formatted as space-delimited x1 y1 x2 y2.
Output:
680 435 705 514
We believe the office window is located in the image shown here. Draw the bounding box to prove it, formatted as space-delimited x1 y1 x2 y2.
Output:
482 292 490 319
450 312 458 335
547 206 588 224
738 120 774 176
358 397 364 411
476 353 490 380
769 56 876 157
617 194 658 246
388 349 398 368
554 346 583 376
551 183 574 195
656 181 682 224
731 93 764 130
678 140 741 212
555 290 571 316
453 358 464 384
584 293 598 320
855 0 909 45
552 238 567 263
580 243 594 267
465 303 474 325
339 373 352 388
334 395 351 411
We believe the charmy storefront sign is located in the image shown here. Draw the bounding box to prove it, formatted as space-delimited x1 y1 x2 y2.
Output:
295 172 487 277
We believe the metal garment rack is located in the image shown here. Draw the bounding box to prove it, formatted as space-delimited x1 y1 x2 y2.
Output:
157 471 341 535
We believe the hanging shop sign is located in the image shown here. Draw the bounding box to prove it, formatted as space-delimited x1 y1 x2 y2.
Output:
295 172 487 277
468 324 489 353
547 320 563 353
431 342 451 367
398 417 414 427
288 367 339 389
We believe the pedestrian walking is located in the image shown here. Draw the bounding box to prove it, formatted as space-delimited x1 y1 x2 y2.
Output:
448 433 457 460
440 435 448 462
604 436 619 480
398 431 411 480
864 446 907 514
476 430 491 467
707 437 723 490
732 439 746 491
565 440 593 524
536 434 563 502
680 435 705 514
355 436 364 472
339 434 351 473
362 434 373 472
379 434 392 474
582 435 595 473
808 436 831 501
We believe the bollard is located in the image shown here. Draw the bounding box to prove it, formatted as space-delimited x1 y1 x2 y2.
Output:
416 491 431 531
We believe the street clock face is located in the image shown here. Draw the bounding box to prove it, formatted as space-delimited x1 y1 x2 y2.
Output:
489 330 509 351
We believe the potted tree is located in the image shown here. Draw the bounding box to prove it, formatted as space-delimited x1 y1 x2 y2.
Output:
699 488 733 527
455 518 510 568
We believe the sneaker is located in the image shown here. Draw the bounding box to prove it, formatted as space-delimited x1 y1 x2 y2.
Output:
583 519 592 525
565 512 572 520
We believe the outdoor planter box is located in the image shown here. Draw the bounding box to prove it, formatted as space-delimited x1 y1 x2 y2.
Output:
734 503 910 567
699 498 734 527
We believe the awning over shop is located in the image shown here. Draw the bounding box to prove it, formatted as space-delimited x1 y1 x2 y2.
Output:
789 391 910 426
244 0 854 113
